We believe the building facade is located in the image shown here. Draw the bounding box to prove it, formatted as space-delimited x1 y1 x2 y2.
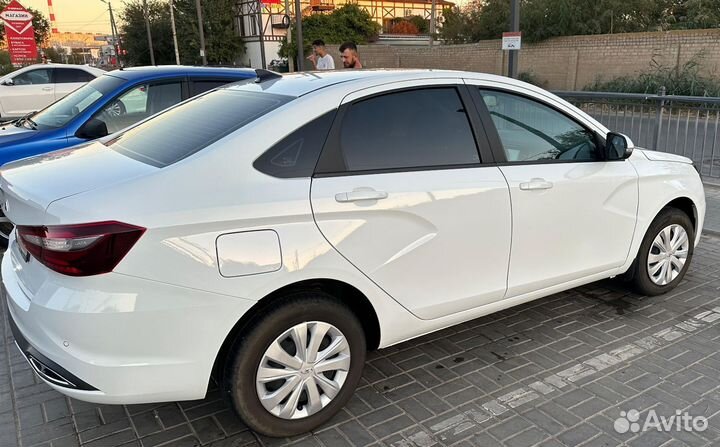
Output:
236 0 452 68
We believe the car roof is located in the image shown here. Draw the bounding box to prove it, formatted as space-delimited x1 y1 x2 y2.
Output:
2 63 105 76
228 69 535 97
104 65 256 81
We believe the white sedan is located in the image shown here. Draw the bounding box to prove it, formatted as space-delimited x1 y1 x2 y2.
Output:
0 63 105 120
1 69 705 437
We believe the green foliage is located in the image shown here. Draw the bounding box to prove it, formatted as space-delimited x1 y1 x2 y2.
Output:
584 53 720 96
41 46 65 64
120 0 175 65
518 70 545 87
173 0 244 65
440 0 508 43
0 50 13 76
0 1 50 46
120 0 244 66
439 0 720 44
407 16 430 34
279 5 380 60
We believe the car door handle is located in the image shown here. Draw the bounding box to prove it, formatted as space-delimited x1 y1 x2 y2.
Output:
41 87 53 91
519 178 554 191
335 189 388 203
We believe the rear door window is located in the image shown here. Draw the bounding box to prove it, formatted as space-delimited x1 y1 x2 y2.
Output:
54 68 95 83
321 87 480 173
190 79 239 96
108 89 292 167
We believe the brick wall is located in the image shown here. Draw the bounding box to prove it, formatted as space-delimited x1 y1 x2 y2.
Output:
336 29 720 90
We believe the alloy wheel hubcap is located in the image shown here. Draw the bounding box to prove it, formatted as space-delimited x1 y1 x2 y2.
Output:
107 102 122 116
256 321 351 420
647 224 689 286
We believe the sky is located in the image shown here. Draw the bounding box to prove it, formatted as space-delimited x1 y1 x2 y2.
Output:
20 0 124 34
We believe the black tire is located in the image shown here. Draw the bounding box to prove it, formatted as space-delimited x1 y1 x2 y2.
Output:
222 292 366 437
629 207 694 296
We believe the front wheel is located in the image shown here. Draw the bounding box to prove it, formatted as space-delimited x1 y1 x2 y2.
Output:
630 207 694 296
223 293 366 437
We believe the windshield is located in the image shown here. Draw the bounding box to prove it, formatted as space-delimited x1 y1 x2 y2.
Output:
30 75 125 130
108 89 293 167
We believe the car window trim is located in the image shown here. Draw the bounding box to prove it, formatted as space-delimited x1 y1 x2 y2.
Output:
313 85 492 177
468 86 613 165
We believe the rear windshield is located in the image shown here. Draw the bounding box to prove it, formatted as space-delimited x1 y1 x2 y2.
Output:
107 89 292 167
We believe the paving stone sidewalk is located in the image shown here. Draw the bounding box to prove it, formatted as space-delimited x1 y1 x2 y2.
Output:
703 184 720 236
3 234 720 447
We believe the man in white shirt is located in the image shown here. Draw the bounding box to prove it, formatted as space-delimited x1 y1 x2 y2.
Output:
307 39 335 70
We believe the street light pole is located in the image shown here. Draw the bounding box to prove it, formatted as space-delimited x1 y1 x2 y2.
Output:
143 0 156 65
169 0 181 64
195 0 208 65
508 0 520 78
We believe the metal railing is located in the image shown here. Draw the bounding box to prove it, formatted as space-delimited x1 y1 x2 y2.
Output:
554 89 720 179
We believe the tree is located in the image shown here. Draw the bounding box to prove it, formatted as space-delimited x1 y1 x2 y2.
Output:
279 4 380 60
663 0 720 29
173 0 244 65
439 0 509 43
41 46 66 63
438 0 718 44
0 1 50 46
120 0 244 66
0 50 12 75
120 0 175 65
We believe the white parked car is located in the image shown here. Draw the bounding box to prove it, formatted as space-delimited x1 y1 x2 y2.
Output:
0 64 105 120
1 70 705 437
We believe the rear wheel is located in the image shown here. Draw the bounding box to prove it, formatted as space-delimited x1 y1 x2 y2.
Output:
223 293 366 437
629 207 694 296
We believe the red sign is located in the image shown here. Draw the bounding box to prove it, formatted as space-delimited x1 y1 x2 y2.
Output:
0 1 37 66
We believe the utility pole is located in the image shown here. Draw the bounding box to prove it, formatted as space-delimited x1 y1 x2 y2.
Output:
257 0 267 69
294 0 303 70
195 0 208 65
508 0 520 79
429 0 436 46
101 0 121 66
109 4 121 65
284 0 294 71
143 0 156 65
169 0 181 64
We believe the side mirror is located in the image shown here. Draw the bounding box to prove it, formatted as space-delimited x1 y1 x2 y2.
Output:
1 79 14 86
605 132 634 160
76 118 108 140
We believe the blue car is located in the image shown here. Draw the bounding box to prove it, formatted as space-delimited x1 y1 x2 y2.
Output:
0 66 256 166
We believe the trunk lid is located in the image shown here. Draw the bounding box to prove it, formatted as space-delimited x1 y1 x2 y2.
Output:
0 142 157 226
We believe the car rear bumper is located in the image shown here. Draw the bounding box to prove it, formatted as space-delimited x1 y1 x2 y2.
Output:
2 239 255 405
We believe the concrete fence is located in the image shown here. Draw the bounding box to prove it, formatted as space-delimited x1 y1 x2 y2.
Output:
323 29 720 91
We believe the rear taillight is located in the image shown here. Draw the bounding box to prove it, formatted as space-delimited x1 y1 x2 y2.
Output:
16 221 145 276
